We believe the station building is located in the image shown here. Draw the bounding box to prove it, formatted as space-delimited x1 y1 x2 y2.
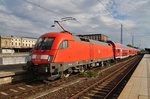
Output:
21 37 37 48
77 34 108 42
0 35 37 53
11 36 22 48
0 36 12 48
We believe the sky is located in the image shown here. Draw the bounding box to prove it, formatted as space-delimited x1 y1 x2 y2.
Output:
0 0 150 48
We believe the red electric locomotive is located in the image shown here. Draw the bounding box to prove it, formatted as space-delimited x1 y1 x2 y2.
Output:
24 31 114 80
24 19 140 80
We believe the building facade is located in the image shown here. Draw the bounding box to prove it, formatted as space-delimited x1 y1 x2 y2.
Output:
11 36 22 48
0 35 37 49
21 37 37 48
0 36 12 48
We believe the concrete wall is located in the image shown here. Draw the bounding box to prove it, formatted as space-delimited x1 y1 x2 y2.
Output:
0 56 26 65
1 49 14 54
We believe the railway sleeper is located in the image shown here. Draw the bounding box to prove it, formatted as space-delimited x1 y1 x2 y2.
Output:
90 90 107 95
91 94 105 99
94 88 110 92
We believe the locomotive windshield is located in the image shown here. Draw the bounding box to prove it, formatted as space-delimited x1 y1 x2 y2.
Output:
34 37 54 50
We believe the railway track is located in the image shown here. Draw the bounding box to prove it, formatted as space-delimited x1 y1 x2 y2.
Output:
29 56 142 99
69 55 143 99
0 71 86 99
0 55 142 99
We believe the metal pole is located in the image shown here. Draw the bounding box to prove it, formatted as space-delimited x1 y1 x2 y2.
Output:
121 24 123 44
132 33 134 46
54 20 66 31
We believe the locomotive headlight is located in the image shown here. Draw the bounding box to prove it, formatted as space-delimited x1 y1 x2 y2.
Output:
41 55 49 59
41 55 52 62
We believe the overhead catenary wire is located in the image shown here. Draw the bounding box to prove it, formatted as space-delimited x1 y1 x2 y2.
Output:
24 0 65 17
0 26 39 35
96 0 136 44
0 16 45 35
96 0 134 30
96 0 122 25
23 0 99 33
1 0 109 34
1 0 134 37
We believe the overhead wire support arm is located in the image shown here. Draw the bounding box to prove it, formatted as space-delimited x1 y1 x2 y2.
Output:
54 20 66 32
52 17 78 33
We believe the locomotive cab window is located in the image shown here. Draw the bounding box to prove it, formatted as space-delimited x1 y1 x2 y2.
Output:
34 37 54 50
59 40 68 49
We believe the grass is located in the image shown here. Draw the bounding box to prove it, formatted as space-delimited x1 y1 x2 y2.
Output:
85 70 97 77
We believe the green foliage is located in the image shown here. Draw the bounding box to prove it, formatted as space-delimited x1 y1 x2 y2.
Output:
85 70 97 77
140 49 148 54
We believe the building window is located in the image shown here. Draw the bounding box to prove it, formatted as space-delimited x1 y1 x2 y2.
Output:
5 41 7 45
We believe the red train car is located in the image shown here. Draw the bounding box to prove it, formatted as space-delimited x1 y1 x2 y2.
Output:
25 32 114 80
112 43 139 59
114 43 130 59
128 47 139 56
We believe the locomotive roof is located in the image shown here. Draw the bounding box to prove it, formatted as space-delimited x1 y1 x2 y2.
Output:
40 32 110 46
114 43 139 51
114 43 128 49
41 32 74 40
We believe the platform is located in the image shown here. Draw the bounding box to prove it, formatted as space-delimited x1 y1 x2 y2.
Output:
0 65 26 85
0 69 25 78
118 54 150 99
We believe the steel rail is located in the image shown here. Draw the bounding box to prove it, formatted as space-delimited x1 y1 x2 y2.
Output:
69 56 142 99
103 55 142 99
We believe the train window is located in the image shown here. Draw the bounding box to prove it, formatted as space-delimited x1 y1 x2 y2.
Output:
34 37 54 50
63 40 68 48
59 40 68 49
117 49 120 52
